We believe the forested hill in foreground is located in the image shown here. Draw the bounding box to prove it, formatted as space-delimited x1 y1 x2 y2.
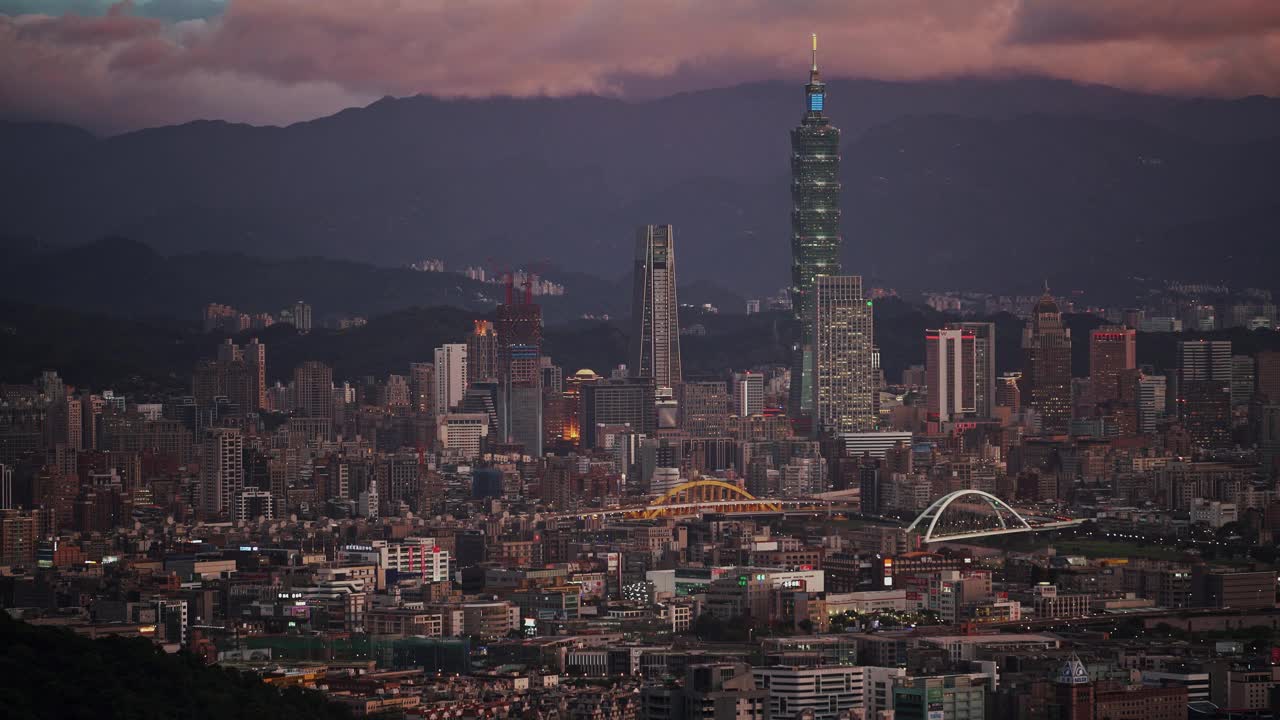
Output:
0 613 351 720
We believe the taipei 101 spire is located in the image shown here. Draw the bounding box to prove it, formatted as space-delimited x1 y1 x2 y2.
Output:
788 33 843 419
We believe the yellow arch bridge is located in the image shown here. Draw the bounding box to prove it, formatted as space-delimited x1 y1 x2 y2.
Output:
554 480 845 521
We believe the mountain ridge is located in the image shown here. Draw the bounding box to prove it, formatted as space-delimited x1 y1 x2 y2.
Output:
3 75 1279 295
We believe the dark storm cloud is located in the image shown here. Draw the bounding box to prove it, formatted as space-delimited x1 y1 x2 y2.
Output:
1006 0 1280 44
2 0 1280 133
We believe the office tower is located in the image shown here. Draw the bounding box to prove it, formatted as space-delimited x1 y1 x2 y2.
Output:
788 34 842 418
467 320 499 385
629 224 683 390
1089 325 1136 405
680 381 730 437
200 427 244 518
496 294 543 456
752 665 865 720
1178 340 1232 448
580 377 656 448
504 384 543 457
433 344 468 418
812 276 875 435
892 675 988 720
640 664 769 720
540 358 564 395
1137 374 1167 435
925 327 976 423
1180 340 1232 381
437 413 490 460
954 322 996 417
1053 656 1094 720
732 372 765 417
1230 355 1255 407
1261 405 1280 476
408 362 435 414
560 368 600 446
1257 350 1280 403
244 338 266 410
1022 287 1072 432
293 361 334 420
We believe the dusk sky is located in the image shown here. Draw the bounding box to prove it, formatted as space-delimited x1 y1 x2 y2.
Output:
3 0 1280 133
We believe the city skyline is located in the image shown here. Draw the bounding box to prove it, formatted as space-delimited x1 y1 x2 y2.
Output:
5 7 1280 720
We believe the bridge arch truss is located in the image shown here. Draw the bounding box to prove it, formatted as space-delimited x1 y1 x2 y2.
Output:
632 480 783 519
906 489 1033 543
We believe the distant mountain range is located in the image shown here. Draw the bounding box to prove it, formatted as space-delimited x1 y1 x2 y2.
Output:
2 75 1279 297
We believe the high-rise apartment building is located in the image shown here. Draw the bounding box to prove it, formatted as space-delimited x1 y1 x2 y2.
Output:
789 35 841 418
1022 288 1072 432
1089 325 1135 405
1178 340 1232 448
49 395 83 452
408 362 435 414
196 339 266 416
433 344 468 419
244 338 266 410
233 488 275 523
812 276 875 435
954 322 996 417
293 361 334 421
0 464 12 510
732 372 765 417
200 427 244 518
629 224 682 390
291 300 312 332
925 327 975 423
1137 374 1168 435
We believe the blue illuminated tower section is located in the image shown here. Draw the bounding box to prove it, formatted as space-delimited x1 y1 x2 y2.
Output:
789 33 842 419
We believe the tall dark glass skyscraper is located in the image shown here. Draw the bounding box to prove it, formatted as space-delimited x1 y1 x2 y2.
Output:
629 224 682 390
789 34 842 418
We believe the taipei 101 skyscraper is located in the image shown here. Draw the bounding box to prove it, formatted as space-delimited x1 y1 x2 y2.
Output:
788 34 842 420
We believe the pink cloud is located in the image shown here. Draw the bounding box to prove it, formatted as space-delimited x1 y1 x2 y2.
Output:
2 0 1280 133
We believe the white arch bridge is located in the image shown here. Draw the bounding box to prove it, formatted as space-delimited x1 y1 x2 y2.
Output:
905 490 1084 543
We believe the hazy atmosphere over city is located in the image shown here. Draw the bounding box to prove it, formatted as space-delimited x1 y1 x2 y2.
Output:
4 2 1280 719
